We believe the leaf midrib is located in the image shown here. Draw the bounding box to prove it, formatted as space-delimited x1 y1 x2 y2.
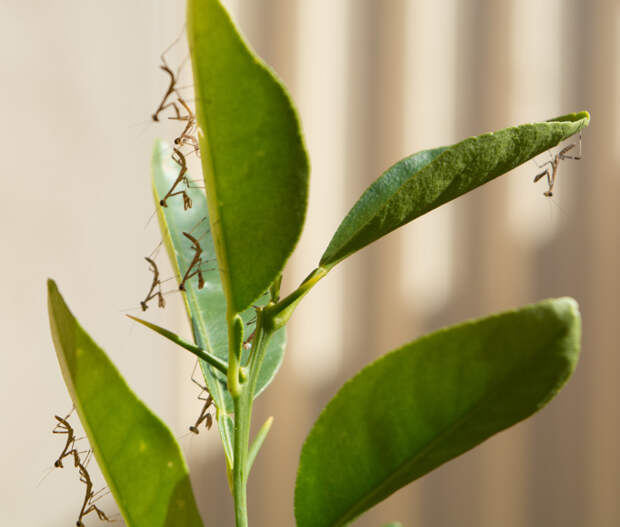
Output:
324 152 441 266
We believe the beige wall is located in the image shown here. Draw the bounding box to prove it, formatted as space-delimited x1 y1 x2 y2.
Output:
2 1 618 526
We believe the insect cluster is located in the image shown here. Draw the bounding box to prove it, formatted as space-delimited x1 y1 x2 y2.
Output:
140 34 213 314
52 409 113 526
140 33 218 439
49 36 219 525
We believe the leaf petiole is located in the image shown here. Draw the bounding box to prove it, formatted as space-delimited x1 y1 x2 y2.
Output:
263 266 328 330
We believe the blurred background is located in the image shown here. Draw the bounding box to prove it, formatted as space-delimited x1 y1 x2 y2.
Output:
1 0 618 525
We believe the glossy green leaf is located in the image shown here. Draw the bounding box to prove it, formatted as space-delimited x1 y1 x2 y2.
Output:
382 523 403 527
151 140 286 419
47 280 203 527
187 0 309 314
295 298 581 527
320 112 590 268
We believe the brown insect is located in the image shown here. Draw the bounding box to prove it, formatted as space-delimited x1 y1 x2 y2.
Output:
151 33 188 123
179 231 207 291
52 409 81 469
140 257 166 311
160 147 193 210
52 411 112 525
168 96 200 153
76 451 112 526
534 133 582 197
189 362 214 434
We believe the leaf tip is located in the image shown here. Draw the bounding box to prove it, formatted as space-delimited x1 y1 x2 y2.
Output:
545 297 582 371
47 279 66 322
549 296 580 324
47 278 58 295
546 110 590 127
578 110 590 124
126 314 153 332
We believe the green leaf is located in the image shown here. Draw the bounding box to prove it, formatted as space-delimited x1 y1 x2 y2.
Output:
47 279 204 527
151 140 286 418
382 523 403 527
320 112 590 268
295 298 581 527
127 314 234 379
187 0 309 314
247 416 274 475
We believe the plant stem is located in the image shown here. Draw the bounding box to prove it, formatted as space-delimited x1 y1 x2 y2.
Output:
264 266 327 330
231 309 275 527
229 264 325 526
228 268 327 526
232 394 249 527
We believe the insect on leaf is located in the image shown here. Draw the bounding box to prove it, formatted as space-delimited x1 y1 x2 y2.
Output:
151 140 286 418
320 112 590 268
187 0 309 315
47 279 204 527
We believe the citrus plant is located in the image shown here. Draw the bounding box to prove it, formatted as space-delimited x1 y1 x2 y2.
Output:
47 0 589 525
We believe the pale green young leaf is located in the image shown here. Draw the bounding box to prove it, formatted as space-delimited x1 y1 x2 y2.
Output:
150 140 286 417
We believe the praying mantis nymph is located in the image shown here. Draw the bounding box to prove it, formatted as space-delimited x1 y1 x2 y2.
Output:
188 362 214 434
75 450 112 526
140 257 166 312
168 96 200 155
151 31 189 123
160 147 193 210
533 133 582 197
179 231 207 291
52 408 80 469
52 411 113 525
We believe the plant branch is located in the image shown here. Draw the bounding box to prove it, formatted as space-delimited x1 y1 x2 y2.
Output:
264 266 328 330
231 308 276 527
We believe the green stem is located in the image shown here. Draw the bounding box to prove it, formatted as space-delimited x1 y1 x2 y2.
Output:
232 394 249 527
264 266 328 330
229 267 325 526
231 310 275 527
